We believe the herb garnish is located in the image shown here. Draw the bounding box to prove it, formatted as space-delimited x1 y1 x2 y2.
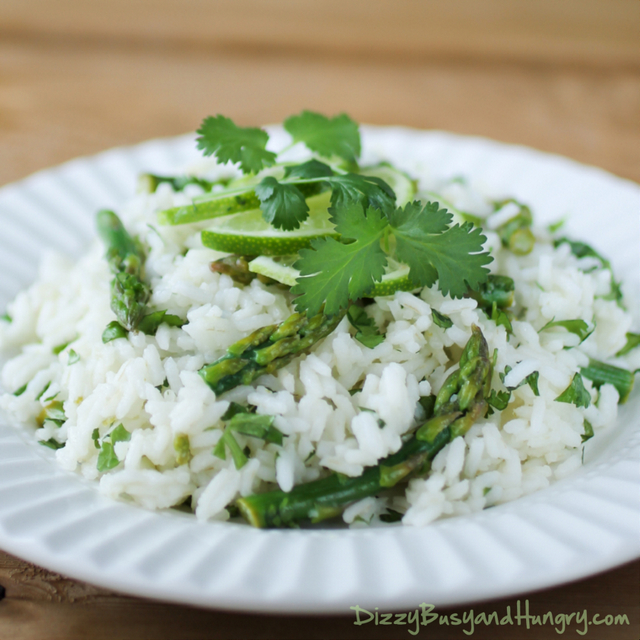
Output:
194 111 493 316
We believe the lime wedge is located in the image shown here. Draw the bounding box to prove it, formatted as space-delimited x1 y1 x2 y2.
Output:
201 192 337 256
361 163 417 206
249 255 415 296
248 255 299 286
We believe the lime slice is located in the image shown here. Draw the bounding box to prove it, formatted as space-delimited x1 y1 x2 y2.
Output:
248 255 299 286
249 255 416 296
158 186 261 225
361 163 417 206
201 192 336 256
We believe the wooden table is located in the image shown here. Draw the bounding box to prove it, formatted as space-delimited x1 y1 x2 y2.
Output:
0 2 639 638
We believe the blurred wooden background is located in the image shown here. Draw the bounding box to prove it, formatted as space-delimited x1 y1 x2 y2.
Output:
0 1 639 638
0 0 639 187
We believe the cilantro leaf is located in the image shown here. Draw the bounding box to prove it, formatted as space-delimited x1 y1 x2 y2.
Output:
582 419 594 443
486 389 511 415
213 429 248 469
97 441 119 472
292 202 388 316
540 318 594 343
284 111 361 162
555 373 591 408
102 320 128 343
138 310 185 335
196 115 276 174
491 302 513 334
283 159 334 180
52 339 73 355
347 306 385 348
500 366 540 396
387 202 492 297
328 174 395 212
40 438 65 450
227 413 284 445
380 508 404 523
616 332 640 357
255 177 310 230
431 309 453 329
111 424 131 443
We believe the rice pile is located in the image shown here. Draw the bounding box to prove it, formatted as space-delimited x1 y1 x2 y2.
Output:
1 154 637 527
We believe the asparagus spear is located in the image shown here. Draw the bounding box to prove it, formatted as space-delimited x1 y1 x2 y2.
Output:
199 309 346 396
236 325 492 528
96 209 150 331
467 275 515 312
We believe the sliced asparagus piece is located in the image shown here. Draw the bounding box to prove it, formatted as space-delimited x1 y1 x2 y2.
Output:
97 210 150 332
199 310 345 396
236 325 492 528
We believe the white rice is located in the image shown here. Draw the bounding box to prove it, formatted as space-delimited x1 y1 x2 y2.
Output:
0 153 637 528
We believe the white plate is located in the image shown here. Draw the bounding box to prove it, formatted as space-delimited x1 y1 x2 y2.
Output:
0 128 638 613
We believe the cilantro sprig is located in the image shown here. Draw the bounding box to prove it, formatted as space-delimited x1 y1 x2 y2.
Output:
283 111 361 163
196 115 276 174
194 111 493 315
292 200 492 316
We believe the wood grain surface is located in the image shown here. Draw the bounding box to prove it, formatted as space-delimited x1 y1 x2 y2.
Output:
0 2 639 639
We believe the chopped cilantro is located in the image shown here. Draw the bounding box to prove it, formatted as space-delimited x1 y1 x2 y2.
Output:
97 441 120 472
221 402 253 421
40 438 65 450
582 419 594 443
487 390 511 411
12 384 27 397
431 309 453 329
67 349 80 365
35 382 51 401
380 508 404 523
213 429 248 469
491 302 513 334
500 366 540 396
96 424 130 472
52 339 73 355
228 412 284 445
0 313 12 323
102 320 128 343
554 237 624 307
555 373 591 408
139 309 185 335
347 306 385 348
540 318 594 344
616 332 640 357
547 218 566 233
110 424 131 443
467 275 515 313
